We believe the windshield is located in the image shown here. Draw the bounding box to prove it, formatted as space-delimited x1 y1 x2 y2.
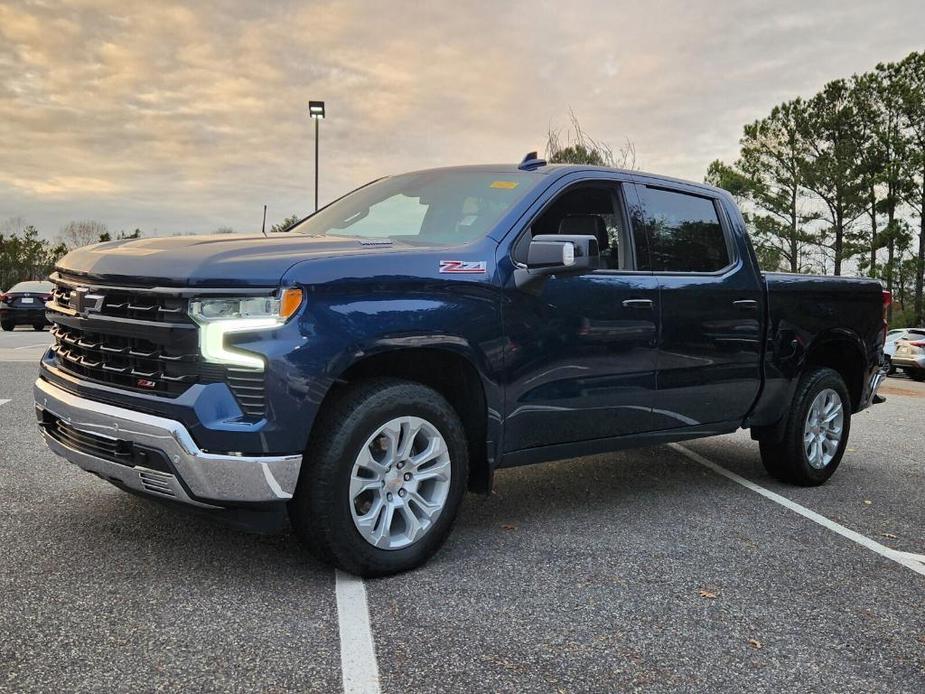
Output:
289 170 536 246
9 280 52 293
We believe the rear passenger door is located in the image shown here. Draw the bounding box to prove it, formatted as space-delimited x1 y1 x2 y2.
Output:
629 182 763 428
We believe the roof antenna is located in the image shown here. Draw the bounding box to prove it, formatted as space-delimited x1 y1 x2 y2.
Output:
518 151 547 171
261 204 268 237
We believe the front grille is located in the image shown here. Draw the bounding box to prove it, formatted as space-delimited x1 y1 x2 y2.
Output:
46 276 266 418
50 285 190 323
50 323 201 395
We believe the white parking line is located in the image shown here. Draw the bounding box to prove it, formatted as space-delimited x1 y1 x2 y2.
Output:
889 550 925 566
670 443 925 578
335 570 381 694
0 399 9 407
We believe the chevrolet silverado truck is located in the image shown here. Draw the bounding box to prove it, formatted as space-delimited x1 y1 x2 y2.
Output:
34 156 889 576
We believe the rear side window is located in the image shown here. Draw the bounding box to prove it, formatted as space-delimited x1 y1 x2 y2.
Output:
634 187 731 272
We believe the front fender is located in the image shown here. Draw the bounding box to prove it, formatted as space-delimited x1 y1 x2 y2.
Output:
265 277 505 458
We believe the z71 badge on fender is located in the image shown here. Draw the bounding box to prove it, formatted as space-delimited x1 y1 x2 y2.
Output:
439 260 487 274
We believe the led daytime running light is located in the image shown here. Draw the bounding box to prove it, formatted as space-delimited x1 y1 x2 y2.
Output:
188 289 303 369
195 318 280 369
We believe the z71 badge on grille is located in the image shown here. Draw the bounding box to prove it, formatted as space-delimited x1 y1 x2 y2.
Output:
439 260 487 274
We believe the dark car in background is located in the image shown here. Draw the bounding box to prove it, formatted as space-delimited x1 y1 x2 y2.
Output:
1 280 53 331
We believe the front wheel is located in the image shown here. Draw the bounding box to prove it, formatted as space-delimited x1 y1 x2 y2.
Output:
1 321 13 332
33 323 45 331
759 367 851 486
289 378 469 577
905 368 925 382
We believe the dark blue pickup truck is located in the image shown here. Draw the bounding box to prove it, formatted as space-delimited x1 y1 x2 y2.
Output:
34 156 889 576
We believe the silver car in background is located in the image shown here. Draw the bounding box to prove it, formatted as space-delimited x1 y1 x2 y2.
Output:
889 328 925 381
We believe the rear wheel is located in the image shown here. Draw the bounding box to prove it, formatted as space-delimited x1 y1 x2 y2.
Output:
759 367 851 486
289 378 468 577
32 323 45 331
1 321 13 332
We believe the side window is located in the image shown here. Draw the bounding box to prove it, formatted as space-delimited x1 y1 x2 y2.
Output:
516 184 627 270
633 187 731 273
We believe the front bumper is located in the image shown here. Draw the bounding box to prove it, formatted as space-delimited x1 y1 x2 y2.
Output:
34 378 303 507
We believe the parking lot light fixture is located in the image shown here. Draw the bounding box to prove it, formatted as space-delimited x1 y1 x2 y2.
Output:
308 100 325 211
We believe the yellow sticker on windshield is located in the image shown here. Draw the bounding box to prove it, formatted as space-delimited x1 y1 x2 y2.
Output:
490 180 519 189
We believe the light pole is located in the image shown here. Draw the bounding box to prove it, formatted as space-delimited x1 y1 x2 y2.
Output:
308 100 325 211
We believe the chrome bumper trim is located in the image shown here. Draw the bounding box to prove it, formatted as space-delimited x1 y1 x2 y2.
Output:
34 378 302 505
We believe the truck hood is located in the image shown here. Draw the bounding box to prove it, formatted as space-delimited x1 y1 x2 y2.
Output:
55 234 407 287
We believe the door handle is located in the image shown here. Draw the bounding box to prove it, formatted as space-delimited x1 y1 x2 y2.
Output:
622 299 654 309
733 299 758 310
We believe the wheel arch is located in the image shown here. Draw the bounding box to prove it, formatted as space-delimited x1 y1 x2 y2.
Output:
313 343 499 493
803 330 867 412
751 328 867 445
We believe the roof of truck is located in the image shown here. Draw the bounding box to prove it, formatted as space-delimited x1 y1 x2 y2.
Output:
395 162 728 198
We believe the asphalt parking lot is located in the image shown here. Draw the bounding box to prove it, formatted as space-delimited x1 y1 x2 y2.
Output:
1 326 923 693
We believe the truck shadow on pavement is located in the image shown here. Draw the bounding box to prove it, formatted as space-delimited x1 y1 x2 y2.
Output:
47 485 327 581
458 446 744 530
47 445 744 577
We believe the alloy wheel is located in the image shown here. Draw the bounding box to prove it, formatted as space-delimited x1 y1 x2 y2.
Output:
803 388 844 470
349 416 452 550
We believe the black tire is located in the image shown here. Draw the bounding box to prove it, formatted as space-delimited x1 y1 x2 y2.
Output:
288 378 469 577
759 367 851 486
1 321 13 332
33 323 45 331
906 369 925 382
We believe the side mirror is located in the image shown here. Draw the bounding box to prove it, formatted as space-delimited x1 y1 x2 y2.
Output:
515 234 600 289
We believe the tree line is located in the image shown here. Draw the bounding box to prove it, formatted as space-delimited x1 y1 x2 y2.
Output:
0 211 307 291
707 51 925 326
0 217 140 290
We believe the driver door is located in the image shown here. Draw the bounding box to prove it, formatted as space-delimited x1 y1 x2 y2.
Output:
501 178 662 452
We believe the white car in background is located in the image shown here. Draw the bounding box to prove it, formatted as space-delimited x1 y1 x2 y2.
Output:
884 328 925 375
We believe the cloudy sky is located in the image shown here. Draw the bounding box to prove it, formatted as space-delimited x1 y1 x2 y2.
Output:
1 0 924 238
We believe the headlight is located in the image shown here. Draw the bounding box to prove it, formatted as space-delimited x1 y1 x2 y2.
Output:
188 288 303 369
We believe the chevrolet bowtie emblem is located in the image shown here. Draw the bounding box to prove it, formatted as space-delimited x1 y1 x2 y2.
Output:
70 287 104 316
